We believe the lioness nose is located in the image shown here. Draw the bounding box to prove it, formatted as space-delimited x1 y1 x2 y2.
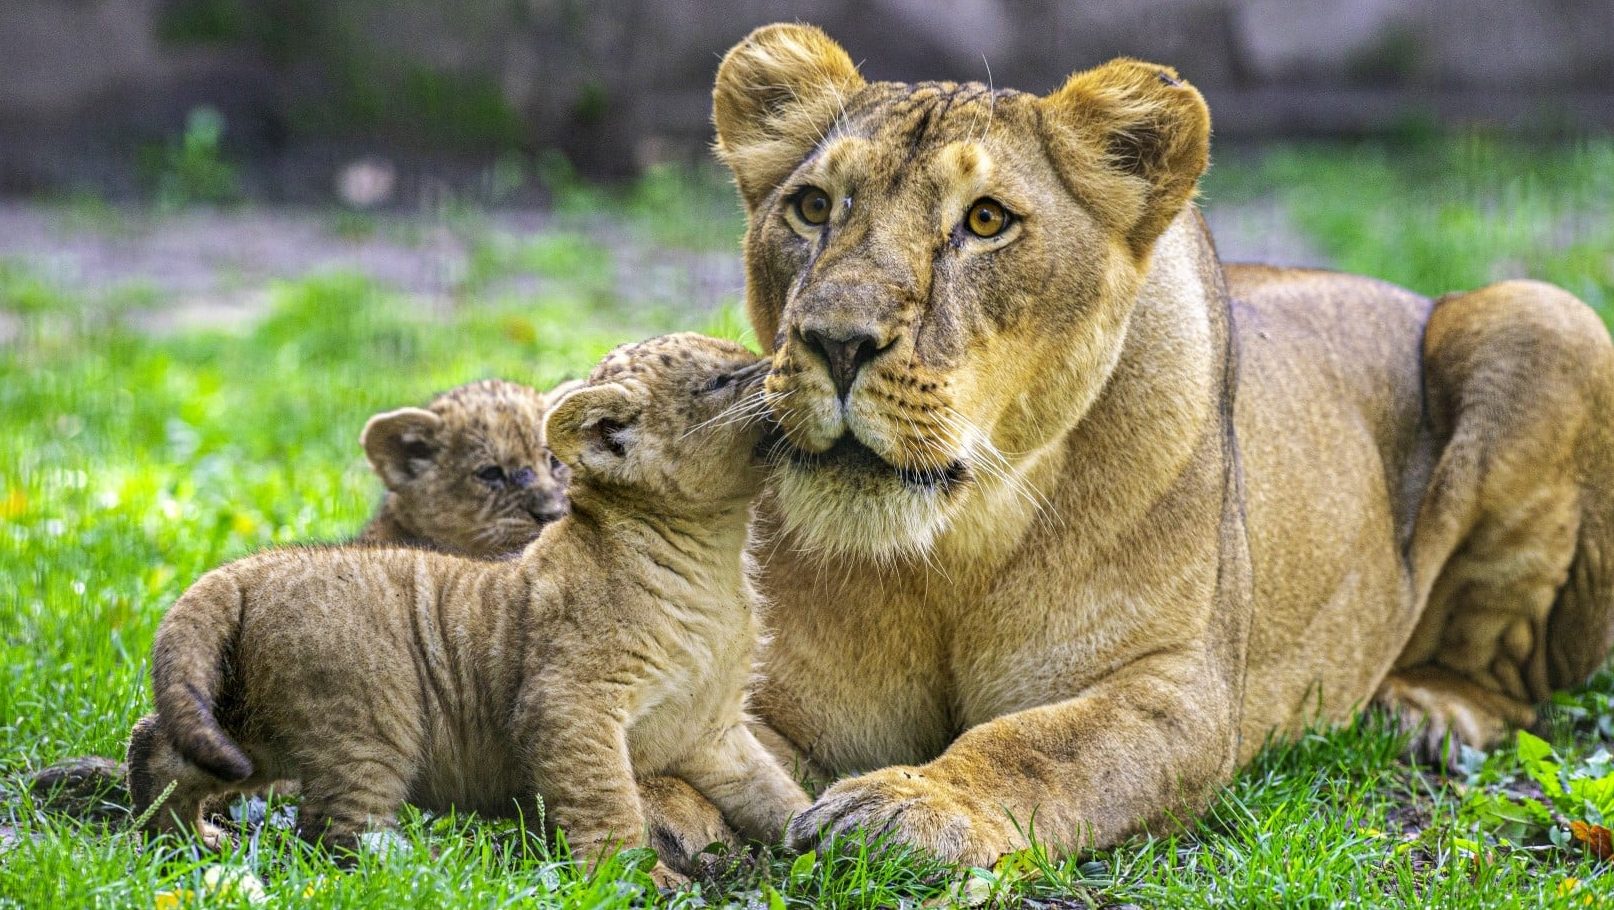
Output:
802 327 882 399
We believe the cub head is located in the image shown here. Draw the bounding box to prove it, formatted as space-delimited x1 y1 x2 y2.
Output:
361 378 572 556
543 333 770 514
713 23 1211 558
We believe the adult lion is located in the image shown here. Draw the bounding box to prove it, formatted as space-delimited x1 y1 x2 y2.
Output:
693 24 1614 865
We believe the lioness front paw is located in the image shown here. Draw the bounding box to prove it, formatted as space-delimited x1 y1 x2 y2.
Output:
785 766 1017 867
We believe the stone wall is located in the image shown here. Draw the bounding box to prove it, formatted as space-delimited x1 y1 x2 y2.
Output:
2 0 1610 192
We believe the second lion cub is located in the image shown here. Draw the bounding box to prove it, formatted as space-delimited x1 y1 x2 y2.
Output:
127 333 806 877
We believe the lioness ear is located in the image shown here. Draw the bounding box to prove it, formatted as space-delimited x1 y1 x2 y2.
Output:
543 383 640 471
1041 58 1210 254
360 407 445 490
713 23 864 210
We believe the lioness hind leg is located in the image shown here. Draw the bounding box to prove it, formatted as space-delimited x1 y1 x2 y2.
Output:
1375 666 1537 768
1384 280 1614 765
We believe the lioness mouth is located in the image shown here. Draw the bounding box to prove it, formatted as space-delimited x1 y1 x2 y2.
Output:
772 434 968 492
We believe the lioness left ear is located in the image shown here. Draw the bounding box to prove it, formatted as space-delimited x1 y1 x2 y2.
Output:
543 383 640 470
1041 58 1210 255
713 23 866 210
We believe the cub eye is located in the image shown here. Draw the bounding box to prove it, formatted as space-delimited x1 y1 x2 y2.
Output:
965 199 1011 238
794 187 832 226
475 465 506 485
547 452 563 472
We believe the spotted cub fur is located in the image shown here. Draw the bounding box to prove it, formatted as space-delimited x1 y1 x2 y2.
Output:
355 378 578 558
126 334 807 882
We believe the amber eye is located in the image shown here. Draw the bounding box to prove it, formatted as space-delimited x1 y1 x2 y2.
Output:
965 199 1011 238
795 187 832 226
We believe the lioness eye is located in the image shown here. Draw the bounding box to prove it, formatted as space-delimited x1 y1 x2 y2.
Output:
965 199 1010 238
794 187 832 226
475 465 506 485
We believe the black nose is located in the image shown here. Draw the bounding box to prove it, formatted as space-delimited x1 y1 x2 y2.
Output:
802 328 881 400
527 505 567 525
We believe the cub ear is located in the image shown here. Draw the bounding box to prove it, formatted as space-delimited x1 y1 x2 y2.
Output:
360 407 445 490
1041 58 1210 254
541 378 586 410
713 23 865 210
543 383 640 470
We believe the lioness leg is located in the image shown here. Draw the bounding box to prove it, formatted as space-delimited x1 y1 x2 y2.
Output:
1380 280 1614 763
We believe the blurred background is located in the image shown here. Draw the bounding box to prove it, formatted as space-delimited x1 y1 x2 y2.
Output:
0 0 1610 340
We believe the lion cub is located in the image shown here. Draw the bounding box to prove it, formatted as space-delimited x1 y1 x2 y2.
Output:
127 333 807 876
30 378 576 816
355 377 579 557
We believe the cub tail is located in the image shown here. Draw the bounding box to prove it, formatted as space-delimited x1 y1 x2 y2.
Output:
150 569 254 782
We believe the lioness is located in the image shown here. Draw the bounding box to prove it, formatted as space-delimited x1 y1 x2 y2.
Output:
694 24 1614 864
127 334 808 880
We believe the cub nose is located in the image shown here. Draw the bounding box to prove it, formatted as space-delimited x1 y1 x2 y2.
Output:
801 327 883 400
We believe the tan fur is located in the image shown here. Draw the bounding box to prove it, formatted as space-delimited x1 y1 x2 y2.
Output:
126 335 809 881
355 378 574 558
696 24 1614 864
31 379 580 818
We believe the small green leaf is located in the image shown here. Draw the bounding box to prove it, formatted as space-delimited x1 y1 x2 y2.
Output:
788 849 817 884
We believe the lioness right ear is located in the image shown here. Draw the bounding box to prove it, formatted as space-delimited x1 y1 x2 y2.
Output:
543 383 640 471
360 407 445 490
713 23 865 210
1041 58 1211 255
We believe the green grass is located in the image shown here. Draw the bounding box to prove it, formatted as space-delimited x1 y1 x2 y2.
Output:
3 138 1614 907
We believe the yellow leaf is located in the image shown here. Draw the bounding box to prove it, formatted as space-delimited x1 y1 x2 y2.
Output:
230 512 258 537
0 489 26 519
153 889 194 910
1560 877 1580 896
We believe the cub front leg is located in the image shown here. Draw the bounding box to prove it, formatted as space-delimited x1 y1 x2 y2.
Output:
678 722 811 843
788 650 1239 865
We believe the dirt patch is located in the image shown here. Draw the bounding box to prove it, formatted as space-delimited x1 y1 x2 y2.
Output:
0 199 1323 338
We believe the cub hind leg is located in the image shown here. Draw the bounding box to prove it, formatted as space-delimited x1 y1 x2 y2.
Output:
289 725 419 855
1379 280 1614 766
126 714 271 848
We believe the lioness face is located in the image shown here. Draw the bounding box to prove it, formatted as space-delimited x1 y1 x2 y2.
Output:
714 25 1210 557
545 333 771 511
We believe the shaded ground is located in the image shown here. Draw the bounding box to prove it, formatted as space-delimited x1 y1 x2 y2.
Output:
0 195 1324 344
0 201 750 340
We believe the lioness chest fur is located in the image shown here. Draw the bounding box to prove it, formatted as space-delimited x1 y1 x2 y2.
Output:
127 334 808 876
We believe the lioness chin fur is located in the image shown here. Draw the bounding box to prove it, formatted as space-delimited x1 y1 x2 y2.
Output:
692 23 1614 865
